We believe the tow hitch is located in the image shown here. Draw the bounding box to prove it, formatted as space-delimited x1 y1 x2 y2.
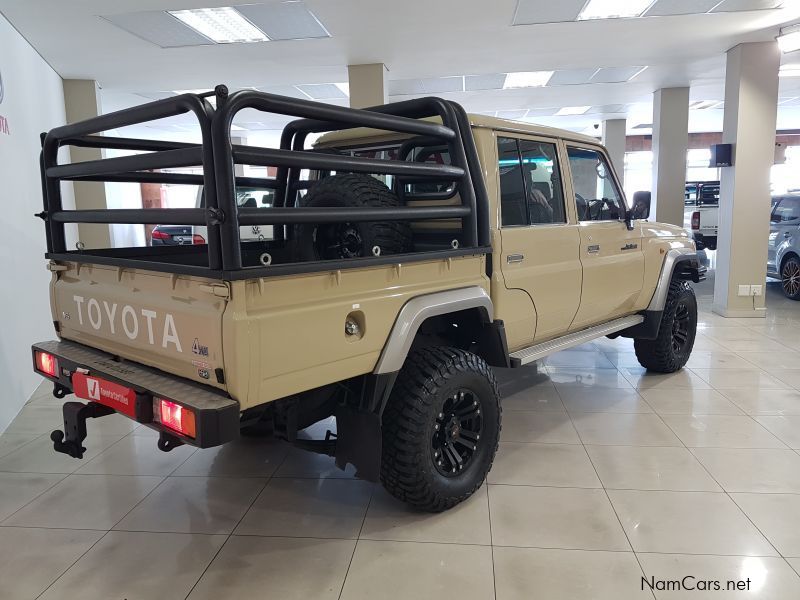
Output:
50 401 115 459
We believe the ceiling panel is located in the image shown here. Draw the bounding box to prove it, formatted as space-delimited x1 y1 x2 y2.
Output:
235 2 330 41
711 0 784 11
388 77 464 96
295 83 347 99
525 108 560 117
464 74 507 91
101 11 213 48
496 109 529 120
591 66 646 83
586 104 627 114
255 85 312 99
548 68 600 86
512 0 586 24
644 0 721 16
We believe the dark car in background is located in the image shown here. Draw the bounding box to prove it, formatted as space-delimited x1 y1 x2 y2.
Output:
150 225 205 246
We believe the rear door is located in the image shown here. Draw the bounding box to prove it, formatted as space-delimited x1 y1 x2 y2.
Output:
495 135 582 347
565 145 644 330
51 263 228 389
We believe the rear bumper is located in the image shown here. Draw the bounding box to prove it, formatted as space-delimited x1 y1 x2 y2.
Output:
32 340 239 448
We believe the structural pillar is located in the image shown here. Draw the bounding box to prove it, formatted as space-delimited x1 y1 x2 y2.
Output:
347 63 387 109
713 42 780 318
63 79 110 249
651 87 689 226
602 119 626 185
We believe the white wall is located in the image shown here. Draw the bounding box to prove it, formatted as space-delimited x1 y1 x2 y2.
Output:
0 14 70 432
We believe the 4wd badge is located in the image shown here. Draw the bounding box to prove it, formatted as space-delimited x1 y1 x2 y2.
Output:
191 338 209 356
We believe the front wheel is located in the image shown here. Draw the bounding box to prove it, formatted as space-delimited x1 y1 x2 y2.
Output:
781 255 800 300
634 280 697 373
380 347 501 512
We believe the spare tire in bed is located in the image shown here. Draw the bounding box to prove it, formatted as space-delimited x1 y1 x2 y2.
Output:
292 174 413 261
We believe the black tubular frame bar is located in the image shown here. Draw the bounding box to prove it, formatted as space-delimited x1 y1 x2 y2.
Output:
40 85 490 278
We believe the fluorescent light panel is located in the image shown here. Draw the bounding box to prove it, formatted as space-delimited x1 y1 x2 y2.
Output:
779 64 800 77
777 26 800 53
503 71 554 89
169 7 269 44
555 106 591 115
578 0 653 20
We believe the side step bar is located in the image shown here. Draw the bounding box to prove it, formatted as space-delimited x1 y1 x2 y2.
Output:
509 315 644 367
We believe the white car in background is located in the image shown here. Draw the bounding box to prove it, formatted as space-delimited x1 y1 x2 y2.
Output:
684 181 719 250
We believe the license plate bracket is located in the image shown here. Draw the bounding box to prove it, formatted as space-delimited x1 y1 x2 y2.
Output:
72 372 141 419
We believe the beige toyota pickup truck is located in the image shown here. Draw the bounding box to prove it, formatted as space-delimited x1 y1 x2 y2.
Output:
32 86 702 511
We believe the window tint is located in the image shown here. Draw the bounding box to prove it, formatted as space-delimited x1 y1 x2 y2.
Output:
567 147 624 221
498 137 566 227
774 197 800 222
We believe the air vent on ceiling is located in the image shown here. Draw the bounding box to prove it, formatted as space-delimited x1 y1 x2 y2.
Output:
464 74 508 91
643 0 721 17
101 11 213 47
512 0 588 24
591 66 647 83
548 69 600 86
711 0 784 12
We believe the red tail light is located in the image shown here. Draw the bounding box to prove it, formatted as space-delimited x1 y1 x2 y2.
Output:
192 234 206 245
691 211 700 230
151 229 170 240
35 351 58 377
155 398 196 438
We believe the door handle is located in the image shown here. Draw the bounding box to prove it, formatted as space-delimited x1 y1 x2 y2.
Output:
506 254 524 264
786 232 792 239
621 243 639 251
587 244 600 254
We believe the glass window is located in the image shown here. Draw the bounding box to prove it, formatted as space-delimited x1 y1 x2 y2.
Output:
518 139 566 224
497 137 565 227
773 197 800 222
567 147 625 221
498 137 527 227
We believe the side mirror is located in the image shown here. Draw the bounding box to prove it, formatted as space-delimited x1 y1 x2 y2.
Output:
631 191 651 220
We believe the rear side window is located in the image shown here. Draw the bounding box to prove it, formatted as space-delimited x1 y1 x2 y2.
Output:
567 147 624 221
698 184 719 206
773 197 800 222
497 137 566 227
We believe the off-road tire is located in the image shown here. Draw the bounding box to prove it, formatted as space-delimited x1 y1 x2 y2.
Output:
380 346 501 512
780 255 800 300
634 280 697 373
293 174 412 261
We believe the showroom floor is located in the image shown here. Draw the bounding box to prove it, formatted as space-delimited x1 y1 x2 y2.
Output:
2 275 800 599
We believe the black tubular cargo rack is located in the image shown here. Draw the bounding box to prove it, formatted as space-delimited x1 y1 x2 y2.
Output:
39 85 491 280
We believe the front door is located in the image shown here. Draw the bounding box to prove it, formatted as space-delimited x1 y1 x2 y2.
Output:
565 145 644 330
494 135 583 349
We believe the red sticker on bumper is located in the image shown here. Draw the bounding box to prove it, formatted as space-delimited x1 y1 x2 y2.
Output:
72 372 137 418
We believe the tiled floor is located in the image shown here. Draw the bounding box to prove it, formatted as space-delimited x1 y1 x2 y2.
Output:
3 269 800 599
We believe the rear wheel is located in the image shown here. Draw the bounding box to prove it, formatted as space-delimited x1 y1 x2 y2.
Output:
781 255 800 300
380 347 501 512
634 280 697 373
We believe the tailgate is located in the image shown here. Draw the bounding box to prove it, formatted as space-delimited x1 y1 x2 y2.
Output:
50 262 228 390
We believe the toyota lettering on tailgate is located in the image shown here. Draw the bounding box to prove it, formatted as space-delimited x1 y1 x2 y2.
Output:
72 295 183 352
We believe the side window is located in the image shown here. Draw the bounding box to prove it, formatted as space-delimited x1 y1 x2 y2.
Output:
567 147 625 222
774 197 800 222
497 137 566 227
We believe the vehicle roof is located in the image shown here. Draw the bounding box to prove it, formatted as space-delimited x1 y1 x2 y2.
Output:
316 113 601 147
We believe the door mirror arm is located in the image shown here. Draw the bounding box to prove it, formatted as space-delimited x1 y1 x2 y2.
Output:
624 209 634 230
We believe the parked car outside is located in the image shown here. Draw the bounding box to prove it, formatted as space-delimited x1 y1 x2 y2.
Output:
768 193 800 300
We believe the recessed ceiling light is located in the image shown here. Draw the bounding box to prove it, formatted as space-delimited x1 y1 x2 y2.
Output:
503 71 554 89
169 7 269 44
578 0 653 20
779 64 800 77
555 106 591 116
777 24 800 53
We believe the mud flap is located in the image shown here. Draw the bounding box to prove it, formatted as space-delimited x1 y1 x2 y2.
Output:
334 404 382 482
